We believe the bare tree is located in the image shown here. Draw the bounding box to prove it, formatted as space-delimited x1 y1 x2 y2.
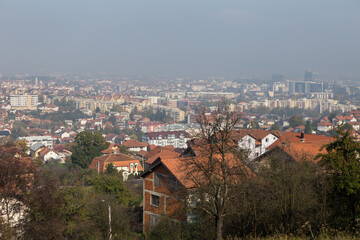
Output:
183 102 249 240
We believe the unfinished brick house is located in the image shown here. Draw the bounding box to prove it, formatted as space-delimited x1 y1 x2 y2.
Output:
141 157 190 232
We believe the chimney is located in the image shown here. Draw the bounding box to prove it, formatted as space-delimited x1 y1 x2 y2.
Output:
300 131 305 142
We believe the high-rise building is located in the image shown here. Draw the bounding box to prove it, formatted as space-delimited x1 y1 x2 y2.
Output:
304 71 319 82
10 94 38 110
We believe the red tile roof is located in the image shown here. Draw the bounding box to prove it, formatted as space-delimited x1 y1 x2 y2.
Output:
122 139 148 148
268 132 334 161
233 129 279 141
89 153 142 173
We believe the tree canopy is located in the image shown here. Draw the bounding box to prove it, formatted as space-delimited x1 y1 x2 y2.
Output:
318 126 360 229
71 131 109 168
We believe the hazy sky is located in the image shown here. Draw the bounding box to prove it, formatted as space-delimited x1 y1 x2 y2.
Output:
0 0 359 79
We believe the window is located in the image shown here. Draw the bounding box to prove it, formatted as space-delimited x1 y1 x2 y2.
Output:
168 176 177 192
265 138 269 142
154 173 161 187
151 194 160 207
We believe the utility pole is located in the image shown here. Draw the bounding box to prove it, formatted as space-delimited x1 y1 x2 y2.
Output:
102 200 112 240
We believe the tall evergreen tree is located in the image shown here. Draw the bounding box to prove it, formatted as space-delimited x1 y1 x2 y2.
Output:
318 126 360 230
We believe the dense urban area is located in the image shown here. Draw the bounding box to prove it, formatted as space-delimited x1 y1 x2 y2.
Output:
1 72 360 239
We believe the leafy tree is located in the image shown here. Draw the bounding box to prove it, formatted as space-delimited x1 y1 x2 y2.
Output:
23 175 65 240
14 139 29 153
0 143 37 236
108 115 116 125
10 122 28 139
119 145 129 155
270 121 281 131
130 134 138 140
106 163 117 175
226 152 325 238
318 126 360 230
0 217 13 240
59 169 141 239
305 120 313 134
71 131 109 168
38 94 44 103
289 115 305 128
91 173 130 204
111 104 125 113
343 122 353 130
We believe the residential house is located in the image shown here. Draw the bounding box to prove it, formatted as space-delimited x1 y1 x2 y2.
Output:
37 147 62 163
0 129 11 138
122 139 148 153
143 146 180 170
333 115 357 126
89 153 143 180
234 129 279 160
104 133 118 143
317 122 333 132
250 131 334 172
30 142 46 158
53 145 72 162
141 157 188 231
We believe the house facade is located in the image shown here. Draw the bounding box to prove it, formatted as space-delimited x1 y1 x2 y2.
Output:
235 130 279 160
122 139 148 152
89 153 144 180
141 158 187 232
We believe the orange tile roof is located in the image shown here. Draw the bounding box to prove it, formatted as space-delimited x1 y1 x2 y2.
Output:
136 150 148 157
38 147 52 158
122 139 148 148
157 153 251 189
233 129 279 141
268 132 334 161
92 153 135 163
143 146 175 159
89 153 140 173
145 150 180 165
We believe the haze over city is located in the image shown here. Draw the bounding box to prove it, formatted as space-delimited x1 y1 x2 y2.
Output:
0 0 359 79
3 1 360 240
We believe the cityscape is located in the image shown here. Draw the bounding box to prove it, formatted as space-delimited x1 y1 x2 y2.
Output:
1 1 360 240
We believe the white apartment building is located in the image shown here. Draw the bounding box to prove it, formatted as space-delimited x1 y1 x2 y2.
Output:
10 94 38 110
18 136 54 149
142 131 190 149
